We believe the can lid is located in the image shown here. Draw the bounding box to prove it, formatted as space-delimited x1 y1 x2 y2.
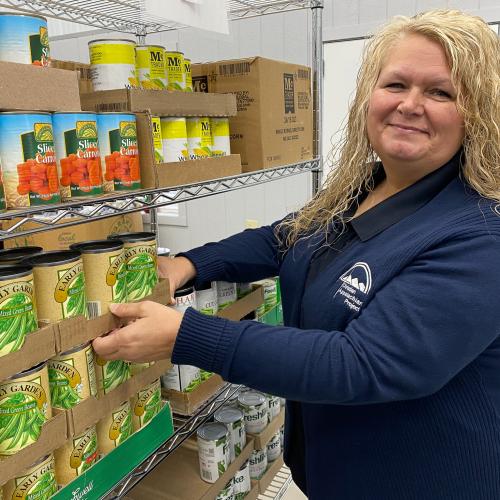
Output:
0 111 51 115
53 111 97 116
157 247 171 257
197 422 228 441
22 250 81 267
70 239 124 254
165 50 184 55
8 361 46 381
175 285 194 297
58 341 92 356
0 13 47 22
0 264 33 280
0 246 43 263
88 38 136 45
238 391 267 407
97 112 136 117
108 232 156 243
195 281 212 292
136 45 166 50
25 453 52 471
214 406 244 424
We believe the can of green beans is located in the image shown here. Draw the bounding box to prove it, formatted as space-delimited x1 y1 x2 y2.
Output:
94 354 130 396
48 342 97 411
0 361 52 456
131 378 162 431
70 239 127 317
54 425 99 485
0 246 42 265
108 232 158 301
0 265 38 358
96 400 133 454
3 453 57 499
22 251 87 323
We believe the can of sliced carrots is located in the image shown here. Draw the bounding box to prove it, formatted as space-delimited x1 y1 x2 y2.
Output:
0 112 61 208
52 112 104 200
97 113 141 192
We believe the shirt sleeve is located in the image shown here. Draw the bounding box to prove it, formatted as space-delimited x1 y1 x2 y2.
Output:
172 233 500 404
178 218 285 285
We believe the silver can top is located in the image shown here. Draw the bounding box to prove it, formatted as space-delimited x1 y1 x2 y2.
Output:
238 390 267 408
214 406 244 425
197 422 228 441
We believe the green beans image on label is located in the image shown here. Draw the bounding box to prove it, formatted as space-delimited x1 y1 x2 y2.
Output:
97 400 133 454
0 266 38 358
95 355 130 396
131 378 162 431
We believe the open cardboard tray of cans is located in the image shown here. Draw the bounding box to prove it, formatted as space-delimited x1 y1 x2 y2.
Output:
80 89 237 117
248 408 286 451
163 286 264 415
0 61 81 112
127 435 254 500
0 278 170 382
135 111 242 189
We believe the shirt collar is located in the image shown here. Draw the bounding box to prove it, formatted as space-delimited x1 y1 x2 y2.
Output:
348 150 462 242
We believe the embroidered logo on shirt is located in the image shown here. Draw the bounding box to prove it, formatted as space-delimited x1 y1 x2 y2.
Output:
334 262 372 313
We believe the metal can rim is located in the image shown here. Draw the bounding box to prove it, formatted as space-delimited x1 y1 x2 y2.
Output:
238 391 267 407
22 250 81 267
70 239 124 254
7 360 46 381
0 111 51 115
88 38 136 45
197 422 228 441
136 45 166 50
108 232 156 243
57 340 92 357
0 264 33 280
214 406 244 424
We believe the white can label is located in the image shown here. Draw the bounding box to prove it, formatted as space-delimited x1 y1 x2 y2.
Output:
233 461 252 498
217 282 237 311
266 431 282 462
249 448 267 480
267 395 281 422
161 364 200 392
197 434 230 483
240 401 268 434
196 287 218 316
226 418 246 462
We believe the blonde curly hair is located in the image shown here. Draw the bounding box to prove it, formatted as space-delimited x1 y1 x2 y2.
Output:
278 9 500 248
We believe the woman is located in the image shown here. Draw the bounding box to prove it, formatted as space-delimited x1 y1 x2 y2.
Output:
94 10 500 499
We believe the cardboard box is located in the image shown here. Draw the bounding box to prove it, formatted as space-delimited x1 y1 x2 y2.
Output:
135 111 242 189
246 481 260 500
52 403 174 500
0 61 81 112
50 59 93 95
0 413 67 485
3 212 143 250
248 409 285 450
217 285 264 321
128 437 255 500
66 359 171 437
258 455 285 494
80 89 237 116
192 57 313 172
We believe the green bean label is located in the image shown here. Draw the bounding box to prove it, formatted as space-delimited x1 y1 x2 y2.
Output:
54 262 87 319
132 379 162 430
108 404 132 444
124 244 158 301
0 373 50 456
107 252 127 303
95 356 130 395
0 278 37 357
69 427 99 474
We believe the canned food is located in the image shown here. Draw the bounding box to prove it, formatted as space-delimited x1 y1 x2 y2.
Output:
151 116 164 163
97 112 141 192
266 430 282 462
172 285 196 313
197 422 230 483
70 239 127 317
165 51 185 91
195 281 218 316
249 448 267 479
233 460 251 499
186 117 212 159
3 454 57 500
184 58 193 92
136 45 166 89
0 265 38 358
0 112 60 208
95 355 130 396
48 342 97 410
211 118 231 157
54 425 99 485
88 39 138 91
0 246 43 265
129 361 154 376
258 278 278 312
23 251 86 323
238 391 268 434
160 117 188 162
214 406 246 462
96 400 133 454
216 282 237 311
108 232 158 301
131 378 162 431
236 282 252 300
52 112 104 200
0 13 50 66
215 480 234 500
161 364 201 392
267 394 281 422
0 362 52 456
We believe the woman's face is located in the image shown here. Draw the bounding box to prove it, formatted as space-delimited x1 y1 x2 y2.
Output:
367 34 465 174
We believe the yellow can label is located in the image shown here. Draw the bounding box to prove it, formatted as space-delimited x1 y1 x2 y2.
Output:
90 43 135 65
161 118 187 140
151 117 164 163
165 51 185 91
211 118 230 137
69 427 98 473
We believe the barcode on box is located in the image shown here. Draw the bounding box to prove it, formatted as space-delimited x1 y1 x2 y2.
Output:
96 103 128 112
218 62 251 76
87 301 102 319
298 69 309 79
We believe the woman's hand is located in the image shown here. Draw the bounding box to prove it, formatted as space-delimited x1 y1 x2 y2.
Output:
157 256 197 303
92 301 183 362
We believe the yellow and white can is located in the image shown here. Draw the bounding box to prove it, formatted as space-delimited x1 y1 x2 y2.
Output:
136 45 166 90
210 118 231 157
151 116 164 163
160 117 188 162
187 117 213 159
184 58 193 92
165 50 185 91
88 39 138 91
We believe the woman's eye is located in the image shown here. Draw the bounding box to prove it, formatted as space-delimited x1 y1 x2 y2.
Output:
385 82 404 89
430 89 452 98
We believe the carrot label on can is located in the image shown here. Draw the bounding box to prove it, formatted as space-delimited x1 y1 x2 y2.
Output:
53 114 104 200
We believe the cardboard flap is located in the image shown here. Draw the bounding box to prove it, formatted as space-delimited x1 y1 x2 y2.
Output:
258 456 284 494
218 286 264 321
248 409 285 450
0 413 67 485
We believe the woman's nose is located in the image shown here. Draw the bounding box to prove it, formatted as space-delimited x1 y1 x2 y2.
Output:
397 89 424 115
